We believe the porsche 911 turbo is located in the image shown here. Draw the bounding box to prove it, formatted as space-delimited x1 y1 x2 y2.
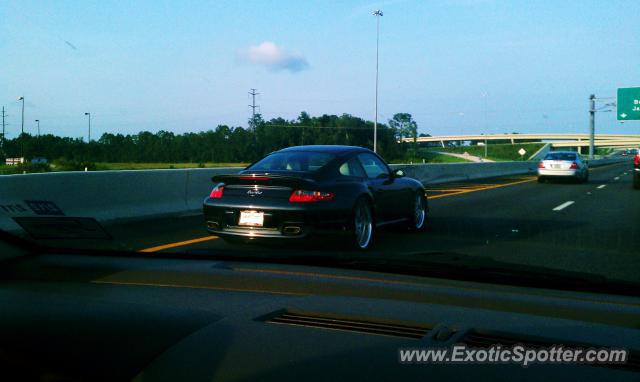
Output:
203 145 428 249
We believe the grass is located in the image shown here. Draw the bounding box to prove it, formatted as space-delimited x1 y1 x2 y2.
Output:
425 142 547 161
400 150 473 164
0 162 249 175
93 162 248 170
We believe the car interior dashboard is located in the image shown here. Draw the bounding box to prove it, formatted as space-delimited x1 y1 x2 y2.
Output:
0 239 639 382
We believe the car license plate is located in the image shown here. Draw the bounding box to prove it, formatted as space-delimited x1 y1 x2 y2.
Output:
239 211 264 226
552 164 561 169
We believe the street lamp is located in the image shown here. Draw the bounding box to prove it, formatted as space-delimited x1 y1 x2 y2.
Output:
481 92 488 159
373 9 383 153
17 96 24 160
35 119 40 136
84 112 91 142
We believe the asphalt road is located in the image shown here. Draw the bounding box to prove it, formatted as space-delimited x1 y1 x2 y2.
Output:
85 161 640 283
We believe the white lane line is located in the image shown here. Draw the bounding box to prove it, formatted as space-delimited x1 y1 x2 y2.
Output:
614 177 620 180
553 201 575 211
597 184 606 189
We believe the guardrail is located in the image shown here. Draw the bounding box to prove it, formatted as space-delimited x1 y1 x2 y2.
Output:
0 157 630 235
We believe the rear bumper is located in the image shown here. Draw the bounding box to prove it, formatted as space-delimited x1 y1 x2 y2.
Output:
538 169 580 177
203 200 352 239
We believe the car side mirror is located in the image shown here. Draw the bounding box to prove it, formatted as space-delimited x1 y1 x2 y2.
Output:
392 169 404 178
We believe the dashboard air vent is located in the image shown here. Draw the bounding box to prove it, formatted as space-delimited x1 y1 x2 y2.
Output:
265 311 431 339
463 331 640 372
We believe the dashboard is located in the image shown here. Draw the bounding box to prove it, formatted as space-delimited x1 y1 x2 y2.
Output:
1 240 639 381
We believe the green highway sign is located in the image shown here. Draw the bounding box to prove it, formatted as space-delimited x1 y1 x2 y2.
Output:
617 87 640 121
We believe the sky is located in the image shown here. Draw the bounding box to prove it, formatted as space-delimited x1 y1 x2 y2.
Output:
0 0 639 140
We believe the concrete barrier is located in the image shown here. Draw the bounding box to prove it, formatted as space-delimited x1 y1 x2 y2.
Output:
0 168 240 234
391 162 536 185
392 156 628 185
0 157 630 235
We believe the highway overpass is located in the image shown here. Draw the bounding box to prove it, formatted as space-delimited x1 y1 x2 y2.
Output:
402 133 640 149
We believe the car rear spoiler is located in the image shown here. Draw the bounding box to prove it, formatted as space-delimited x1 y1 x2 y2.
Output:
211 173 317 188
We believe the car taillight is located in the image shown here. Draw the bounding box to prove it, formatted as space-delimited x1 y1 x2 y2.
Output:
209 184 224 198
289 190 335 202
634 154 640 167
538 161 545 169
570 162 578 169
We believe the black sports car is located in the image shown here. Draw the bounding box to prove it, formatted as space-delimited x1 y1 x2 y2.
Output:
203 145 428 249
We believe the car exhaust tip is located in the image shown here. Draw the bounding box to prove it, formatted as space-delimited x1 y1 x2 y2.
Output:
206 221 220 230
282 226 302 235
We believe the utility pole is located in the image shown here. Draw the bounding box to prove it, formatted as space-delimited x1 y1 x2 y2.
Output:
248 88 259 128
589 94 595 160
373 9 383 153
35 119 40 136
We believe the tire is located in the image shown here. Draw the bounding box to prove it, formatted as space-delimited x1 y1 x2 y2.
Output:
634 175 640 190
408 191 427 231
583 170 589 183
537 176 545 183
351 197 374 250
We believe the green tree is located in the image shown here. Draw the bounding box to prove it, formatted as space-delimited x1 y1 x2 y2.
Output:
389 113 418 143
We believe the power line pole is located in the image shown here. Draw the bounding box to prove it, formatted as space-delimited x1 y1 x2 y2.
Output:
589 94 595 160
248 88 259 128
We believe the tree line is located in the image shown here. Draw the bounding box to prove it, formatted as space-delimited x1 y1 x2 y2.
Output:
0 112 420 164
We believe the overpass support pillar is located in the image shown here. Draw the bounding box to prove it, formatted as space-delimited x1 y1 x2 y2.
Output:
440 140 445 148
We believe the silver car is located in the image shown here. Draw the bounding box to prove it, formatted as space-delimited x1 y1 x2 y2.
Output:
537 151 589 183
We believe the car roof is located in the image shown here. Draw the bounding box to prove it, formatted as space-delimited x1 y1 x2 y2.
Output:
276 145 372 155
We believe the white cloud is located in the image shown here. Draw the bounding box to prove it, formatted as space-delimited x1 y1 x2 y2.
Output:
238 41 309 73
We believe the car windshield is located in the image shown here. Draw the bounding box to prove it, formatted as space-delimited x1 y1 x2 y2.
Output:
1 2 639 291
544 153 578 161
247 151 335 172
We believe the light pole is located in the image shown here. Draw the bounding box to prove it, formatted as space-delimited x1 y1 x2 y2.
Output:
35 119 40 136
18 97 24 160
373 9 383 153
84 112 91 142
481 92 488 159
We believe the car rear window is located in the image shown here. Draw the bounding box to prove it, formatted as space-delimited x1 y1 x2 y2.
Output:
544 153 577 161
247 151 335 172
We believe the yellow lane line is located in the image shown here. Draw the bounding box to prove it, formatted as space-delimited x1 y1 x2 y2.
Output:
92 279 307 296
429 177 536 199
427 187 489 192
138 235 218 252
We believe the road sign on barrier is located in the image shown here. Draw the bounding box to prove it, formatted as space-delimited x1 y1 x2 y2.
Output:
5 157 24 166
617 87 640 121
